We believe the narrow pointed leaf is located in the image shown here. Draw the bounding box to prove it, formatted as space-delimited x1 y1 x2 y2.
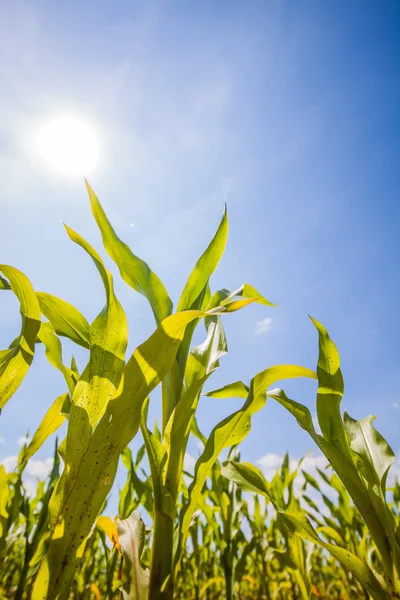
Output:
177 206 228 312
19 393 69 466
87 181 172 325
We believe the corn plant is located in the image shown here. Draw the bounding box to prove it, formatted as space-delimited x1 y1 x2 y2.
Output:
1 182 398 599
221 321 400 599
0 182 317 599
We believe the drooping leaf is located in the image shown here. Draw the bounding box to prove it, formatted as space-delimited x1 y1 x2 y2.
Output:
204 381 249 399
221 461 269 496
37 322 78 396
97 516 122 554
36 292 90 349
0 265 41 410
0 274 10 290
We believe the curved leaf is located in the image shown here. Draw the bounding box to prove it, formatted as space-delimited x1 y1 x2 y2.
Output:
18 393 69 467
175 364 316 569
32 309 211 599
36 292 90 349
0 265 41 410
87 181 172 325
37 322 78 396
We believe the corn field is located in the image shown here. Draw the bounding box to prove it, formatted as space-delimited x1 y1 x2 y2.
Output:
0 182 399 599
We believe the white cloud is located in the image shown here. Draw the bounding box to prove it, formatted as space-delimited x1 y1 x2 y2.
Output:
254 317 273 335
1 455 54 497
184 453 196 473
256 452 330 515
26 458 53 479
257 452 328 484
0 436 5 444
1 455 18 472
17 435 32 447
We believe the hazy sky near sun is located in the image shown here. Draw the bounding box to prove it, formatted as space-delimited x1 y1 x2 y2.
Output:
0 1 399 494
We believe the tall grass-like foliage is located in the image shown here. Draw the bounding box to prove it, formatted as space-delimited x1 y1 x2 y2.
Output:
0 182 398 599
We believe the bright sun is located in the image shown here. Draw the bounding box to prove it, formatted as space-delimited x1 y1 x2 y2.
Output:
36 116 99 176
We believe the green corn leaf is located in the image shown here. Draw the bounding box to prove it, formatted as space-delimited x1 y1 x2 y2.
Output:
64 224 128 431
87 181 172 325
343 413 395 494
36 292 90 349
221 461 269 496
37 322 78 396
175 364 316 570
18 394 69 467
208 283 276 310
177 206 228 313
191 416 207 446
163 373 212 504
204 381 249 399
280 511 388 600
119 449 136 520
0 274 10 290
175 206 229 388
223 458 388 600
0 265 41 410
0 465 9 539
302 471 321 492
117 512 149 600
311 317 351 460
317 526 346 547
269 388 395 574
140 399 173 518
32 309 212 599
185 315 227 388
162 316 228 503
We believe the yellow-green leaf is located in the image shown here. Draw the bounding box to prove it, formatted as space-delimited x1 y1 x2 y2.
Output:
36 292 90 349
0 265 41 410
87 181 172 325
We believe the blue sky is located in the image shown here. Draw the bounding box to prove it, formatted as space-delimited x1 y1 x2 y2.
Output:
1 1 399 500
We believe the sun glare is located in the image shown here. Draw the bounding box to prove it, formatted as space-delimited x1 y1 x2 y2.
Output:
36 116 99 176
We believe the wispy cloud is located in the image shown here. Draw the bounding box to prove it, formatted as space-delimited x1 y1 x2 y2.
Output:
0 437 5 445
254 317 273 335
